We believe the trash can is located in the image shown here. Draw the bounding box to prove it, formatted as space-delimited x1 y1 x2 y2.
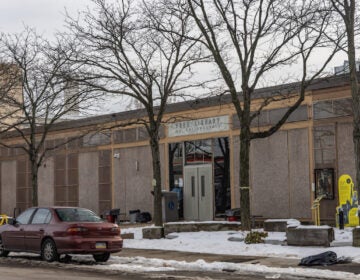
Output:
129 209 140 223
162 191 178 222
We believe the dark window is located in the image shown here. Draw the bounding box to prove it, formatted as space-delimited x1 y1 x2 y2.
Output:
201 176 205 197
269 106 308 123
191 176 195 197
16 208 36 225
314 168 335 200
83 132 111 147
138 127 149 141
55 208 102 222
313 98 352 120
333 98 353 116
214 138 231 214
313 125 336 166
123 128 137 143
169 143 184 218
32 209 51 224
248 105 308 128
185 139 212 165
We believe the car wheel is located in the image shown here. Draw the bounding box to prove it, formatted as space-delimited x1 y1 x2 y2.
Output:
93 252 110 262
0 237 9 257
41 239 59 262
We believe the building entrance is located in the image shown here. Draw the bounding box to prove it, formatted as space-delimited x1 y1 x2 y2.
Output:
183 165 213 221
169 138 230 220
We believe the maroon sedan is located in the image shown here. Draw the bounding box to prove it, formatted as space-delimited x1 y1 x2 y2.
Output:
0 207 123 262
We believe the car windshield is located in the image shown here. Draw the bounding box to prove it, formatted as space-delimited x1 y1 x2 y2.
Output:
55 208 103 222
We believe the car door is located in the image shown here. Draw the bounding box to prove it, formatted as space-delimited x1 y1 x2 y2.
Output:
3 208 36 251
25 208 51 252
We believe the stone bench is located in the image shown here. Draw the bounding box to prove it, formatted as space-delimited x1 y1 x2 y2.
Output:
264 219 300 232
286 226 334 247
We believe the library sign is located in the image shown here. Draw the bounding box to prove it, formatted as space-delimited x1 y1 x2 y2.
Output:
168 116 229 137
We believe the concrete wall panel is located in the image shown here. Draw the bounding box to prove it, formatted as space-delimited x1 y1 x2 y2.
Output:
116 145 153 218
1 161 16 215
250 131 290 218
288 129 311 219
38 158 54 207
337 122 355 180
79 152 99 213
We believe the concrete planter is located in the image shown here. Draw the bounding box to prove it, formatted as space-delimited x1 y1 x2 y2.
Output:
264 219 300 232
120 233 134 239
286 226 334 247
164 222 241 235
352 227 360 247
142 227 164 239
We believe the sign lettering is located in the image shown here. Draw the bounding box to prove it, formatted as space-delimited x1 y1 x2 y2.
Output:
168 116 229 137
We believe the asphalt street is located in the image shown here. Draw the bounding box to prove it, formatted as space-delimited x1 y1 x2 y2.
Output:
118 248 360 275
0 248 358 280
0 262 332 280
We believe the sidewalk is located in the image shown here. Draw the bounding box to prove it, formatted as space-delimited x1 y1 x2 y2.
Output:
118 248 360 275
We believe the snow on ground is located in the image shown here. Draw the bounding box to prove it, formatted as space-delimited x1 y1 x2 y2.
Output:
121 225 359 260
69 254 359 280
107 224 360 279
7 224 360 279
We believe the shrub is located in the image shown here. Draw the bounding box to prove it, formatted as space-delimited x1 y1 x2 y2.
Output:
244 231 268 244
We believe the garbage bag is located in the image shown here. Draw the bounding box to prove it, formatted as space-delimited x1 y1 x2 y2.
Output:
299 251 338 266
136 212 152 223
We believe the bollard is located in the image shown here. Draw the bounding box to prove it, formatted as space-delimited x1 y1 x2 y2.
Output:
338 209 344 230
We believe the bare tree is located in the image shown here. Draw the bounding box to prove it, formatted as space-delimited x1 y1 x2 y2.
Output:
186 0 343 229
0 28 97 207
330 0 360 195
66 0 209 227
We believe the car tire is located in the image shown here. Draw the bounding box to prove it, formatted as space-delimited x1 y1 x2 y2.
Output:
41 239 59 262
93 252 110 262
0 237 9 257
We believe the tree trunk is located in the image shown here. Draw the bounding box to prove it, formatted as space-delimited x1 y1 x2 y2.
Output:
239 126 251 230
31 159 39 207
351 62 360 195
354 124 360 195
350 69 360 196
345 0 360 196
150 134 163 227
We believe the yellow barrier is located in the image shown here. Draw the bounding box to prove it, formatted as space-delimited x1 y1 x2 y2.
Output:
311 195 325 226
0 214 9 226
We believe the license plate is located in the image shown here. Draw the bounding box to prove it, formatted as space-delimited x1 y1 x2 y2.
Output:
95 242 107 249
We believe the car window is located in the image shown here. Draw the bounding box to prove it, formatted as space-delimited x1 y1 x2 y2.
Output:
55 208 102 222
31 209 51 224
16 208 36 225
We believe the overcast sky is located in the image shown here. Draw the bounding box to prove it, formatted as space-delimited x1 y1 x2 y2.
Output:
0 0 348 69
0 0 349 88
0 0 91 36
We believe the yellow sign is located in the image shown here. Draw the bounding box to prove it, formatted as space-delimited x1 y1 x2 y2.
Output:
336 174 359 227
